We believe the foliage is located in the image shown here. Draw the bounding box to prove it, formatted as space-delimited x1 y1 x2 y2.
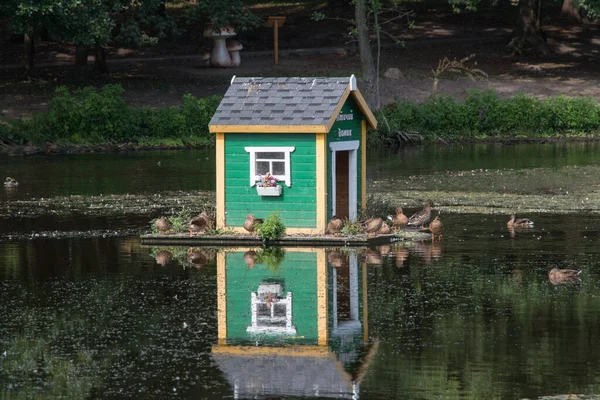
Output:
1 85 220 147
256 247 286 271
376 90 600 144
361 195 392 220
150 207 214 234
256 212 286 243
430 54 488 95
257 172 279 187
341 219 365 235
185 0 261 32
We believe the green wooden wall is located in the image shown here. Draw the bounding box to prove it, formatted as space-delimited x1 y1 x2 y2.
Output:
225 250 319 345
326 96 366 221
225 133 317 228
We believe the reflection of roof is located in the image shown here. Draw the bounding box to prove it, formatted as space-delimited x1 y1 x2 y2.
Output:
212 346 354 399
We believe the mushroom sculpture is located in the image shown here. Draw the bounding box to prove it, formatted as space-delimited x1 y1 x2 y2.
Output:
227 40 243 67
203 24 236 67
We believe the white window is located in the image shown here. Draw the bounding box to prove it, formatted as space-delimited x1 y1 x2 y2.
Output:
244 146 295 187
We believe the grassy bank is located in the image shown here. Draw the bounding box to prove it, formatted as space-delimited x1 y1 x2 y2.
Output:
0 85 220 152
3 85 600 153
373 90 600 145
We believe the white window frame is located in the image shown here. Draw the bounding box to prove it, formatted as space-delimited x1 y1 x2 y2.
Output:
244 146 295 187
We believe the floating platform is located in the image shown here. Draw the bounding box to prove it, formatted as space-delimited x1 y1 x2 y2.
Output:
140 229 430 247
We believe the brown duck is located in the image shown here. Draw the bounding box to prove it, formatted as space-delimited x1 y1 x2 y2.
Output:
407 201 433 228
362 217 383 236
188 248 208 268
326 216 344 235
189 211 212 237
378 222 392 235
4 177 19 187
548 268 581 285
507 214 534 228
243 214 264 233
426 216 443 241
154 216 173 235
155 250 173 267
388 207 409 230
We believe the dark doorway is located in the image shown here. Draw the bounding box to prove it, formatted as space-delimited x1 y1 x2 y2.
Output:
335 150 349 218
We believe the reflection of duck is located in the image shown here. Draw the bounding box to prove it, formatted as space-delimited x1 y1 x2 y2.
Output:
548 268 581 285
243 214 264 233
188 248 208 268
244 251 258 268
395 248 409 267
4 177 19 187
327 249 349 268
155 250 173 266
388 207 409 230
425 216 443 241
155 216 173 235
365 248 383 265
326 216 344 235
189 211 212 237
362 218 383 236
407 201 432 228
507 214 534 228
414 242 442 264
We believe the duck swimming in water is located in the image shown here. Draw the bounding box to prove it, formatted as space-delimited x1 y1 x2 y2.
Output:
548 268 581 285
507 214 534 228
4 177 19 187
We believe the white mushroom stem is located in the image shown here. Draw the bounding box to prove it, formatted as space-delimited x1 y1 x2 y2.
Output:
210 38 232 67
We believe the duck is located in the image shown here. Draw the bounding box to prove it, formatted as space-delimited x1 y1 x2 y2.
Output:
4 177 19 187
188 211 212 237
425 216 443 241
155 250 173 267
327 249 349 268
362 217 383 236
548 268 581 285
387 207 409 231
154 216 173 235
378 221 392 234
507 214 534 228
243 213 264 233
326 216 344 235
407 200 433 228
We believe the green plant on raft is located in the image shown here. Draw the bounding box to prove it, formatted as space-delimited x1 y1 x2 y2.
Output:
256 247 286 271
341 219 364 235
256 212 286 242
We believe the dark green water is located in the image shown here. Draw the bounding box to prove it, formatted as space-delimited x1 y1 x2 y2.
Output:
2 143 600 399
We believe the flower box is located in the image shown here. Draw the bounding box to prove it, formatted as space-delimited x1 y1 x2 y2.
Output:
256 185 282 197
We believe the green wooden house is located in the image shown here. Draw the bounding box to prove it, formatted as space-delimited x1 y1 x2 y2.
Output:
212 247 375 398
209 76 377 234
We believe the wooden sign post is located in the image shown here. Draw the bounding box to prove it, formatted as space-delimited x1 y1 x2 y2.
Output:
267 16 286 65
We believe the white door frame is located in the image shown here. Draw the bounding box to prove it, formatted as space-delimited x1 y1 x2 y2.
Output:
330 140 359 221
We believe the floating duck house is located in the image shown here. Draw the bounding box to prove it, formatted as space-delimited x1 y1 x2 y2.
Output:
209 76 377 234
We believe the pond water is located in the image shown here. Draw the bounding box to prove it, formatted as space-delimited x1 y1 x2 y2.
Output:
2 143 600 399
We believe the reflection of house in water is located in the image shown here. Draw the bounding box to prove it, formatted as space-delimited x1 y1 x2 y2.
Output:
212 248 375 399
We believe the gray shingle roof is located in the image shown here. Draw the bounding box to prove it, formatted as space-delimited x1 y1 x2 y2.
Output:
209 76 351 127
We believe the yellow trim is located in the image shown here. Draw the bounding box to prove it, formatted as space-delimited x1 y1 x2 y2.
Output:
212 345 330 357
223 227 323 235
351 89 378 129
362 260 369 343
217 251 227 340
209 125 328 133
324 86 351 132
316 132 327 234
317 248 328 345
361 120 367 209
216 132 226 229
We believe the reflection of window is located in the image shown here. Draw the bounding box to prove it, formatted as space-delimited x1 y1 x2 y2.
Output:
245 147 294 187
247 283 296 335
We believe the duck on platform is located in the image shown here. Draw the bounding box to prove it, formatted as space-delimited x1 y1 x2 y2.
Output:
243 213 264 234
387 207 409 231
407 201 433 228
154 216 173 235
188 211 212 237
4 177 19 187
378 221 392 235
425 215 444 241
362 217 383 237
507 214 534 228
326 216 344 235
548 268 581 285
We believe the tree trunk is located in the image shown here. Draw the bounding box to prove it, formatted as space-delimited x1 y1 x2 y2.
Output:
508 0 549 56
94 46 109 73
561 0 582 23
75 45 89 72
24 25 35 73
355 0 378 110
